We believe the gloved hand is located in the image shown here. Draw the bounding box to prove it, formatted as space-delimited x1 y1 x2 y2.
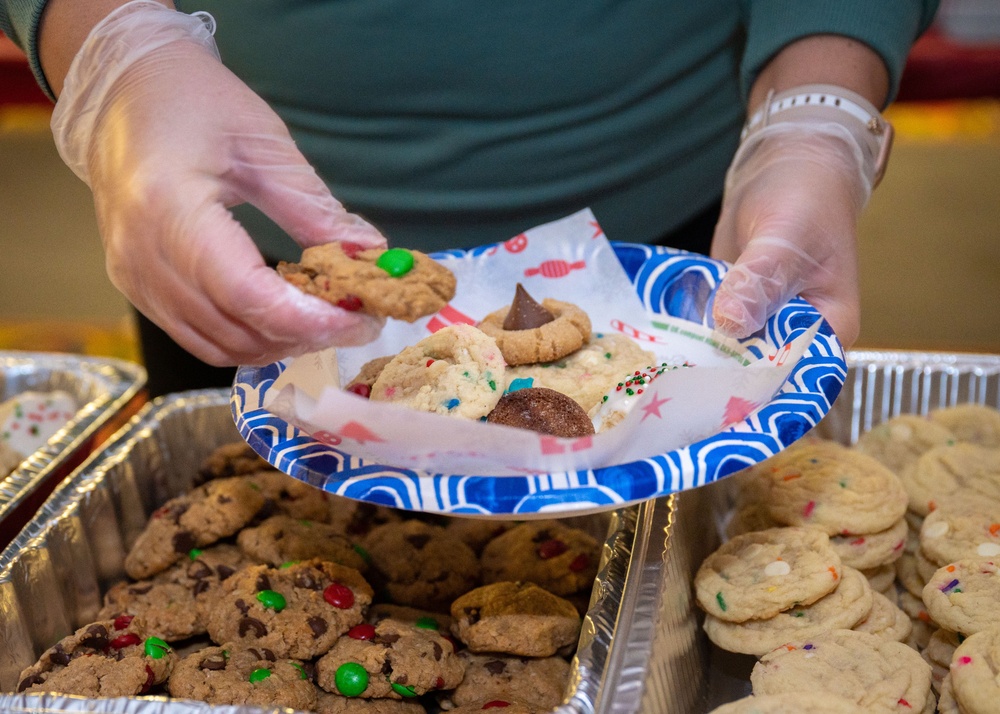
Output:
51 1 388 366
710 89 883 348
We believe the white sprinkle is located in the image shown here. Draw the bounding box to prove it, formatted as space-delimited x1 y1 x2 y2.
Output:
978 543 1000 557
764 560 791 577
923 521 949 539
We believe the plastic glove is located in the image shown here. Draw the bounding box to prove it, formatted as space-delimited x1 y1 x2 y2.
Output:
710 116 872 348
51 1 388 366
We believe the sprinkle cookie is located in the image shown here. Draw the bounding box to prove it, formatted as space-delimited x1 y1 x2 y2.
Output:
853 590 912 643
277 242 456 323
370 324 505 420
929 403 1000 448
919 492 1000 567
900 443 1000 517
854 414 955 476
694 526 843 623
829 518 907 571
946 625 1000 714
709 692 865 714
922 557 1000 636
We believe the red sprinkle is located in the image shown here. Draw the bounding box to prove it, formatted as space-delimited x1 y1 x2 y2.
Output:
802 501 816 518
113 615 135 630
898 698 911 708
336 295 363 312
347 383 371 399
569 554 590 572
323 582 355 609
537 539 568 560
958 655 973 665
340 242 365 259
110 633 142 650
347 624 376 640
482 703 511 710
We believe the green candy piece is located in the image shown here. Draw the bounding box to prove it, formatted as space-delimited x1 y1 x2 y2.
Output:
375 248 415 277
290 662 308 680
414 616 439 630
144 636 170 659
279 560 300 569
335 662 369 697
187 548 203 560
248 668 272 683
391 682 418 698
256 589 287 612
353 544 371 563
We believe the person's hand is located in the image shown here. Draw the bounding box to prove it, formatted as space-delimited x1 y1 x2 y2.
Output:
710 117 872 348
50 1 387 366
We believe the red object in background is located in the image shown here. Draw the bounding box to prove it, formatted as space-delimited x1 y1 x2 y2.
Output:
0 34 49 107
898 28 1000 101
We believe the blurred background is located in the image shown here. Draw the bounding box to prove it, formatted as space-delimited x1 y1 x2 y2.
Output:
1 2 999 363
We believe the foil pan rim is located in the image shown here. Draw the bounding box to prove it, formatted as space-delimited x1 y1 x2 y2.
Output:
0 351 147 525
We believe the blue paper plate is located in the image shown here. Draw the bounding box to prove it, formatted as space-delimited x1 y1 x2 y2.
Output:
232 242 846 518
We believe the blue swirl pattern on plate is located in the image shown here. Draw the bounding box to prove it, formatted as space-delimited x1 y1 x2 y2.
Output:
232 243 846 517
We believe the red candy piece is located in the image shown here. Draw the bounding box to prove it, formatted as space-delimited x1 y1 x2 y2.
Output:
347 383 371 399
323 582 355 609
336 295 363 312
140 664 155 694
441 634 461 652
110 633 142 650
113 614 135 630
537 539 568 560
340 242 365 259
569 553 590 572
483 702 511 709
434 676 445 689
347 624 376 640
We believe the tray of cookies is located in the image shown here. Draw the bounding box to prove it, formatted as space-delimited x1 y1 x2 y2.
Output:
232 209 846 518
0 388 656 713
0 350 146 548
621 348 1000 713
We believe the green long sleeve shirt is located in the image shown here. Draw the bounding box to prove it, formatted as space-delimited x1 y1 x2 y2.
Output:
2 1 937 257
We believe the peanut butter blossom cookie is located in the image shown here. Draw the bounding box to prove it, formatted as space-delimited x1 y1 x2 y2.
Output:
694 526 843 623
17 615 176 697
168 644 318 709
370 324 506 420
477 283 591 366
205 558 373 659
277 241 456 322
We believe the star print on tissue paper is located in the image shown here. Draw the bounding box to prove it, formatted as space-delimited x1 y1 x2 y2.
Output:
722 396 759 428
640 392 671 421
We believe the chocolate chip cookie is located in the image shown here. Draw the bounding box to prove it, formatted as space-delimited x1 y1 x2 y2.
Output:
480 520 599 597
237 514 368 571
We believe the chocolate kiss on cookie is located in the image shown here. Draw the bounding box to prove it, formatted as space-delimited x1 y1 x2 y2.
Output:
486 387 595 438
503 284 555 330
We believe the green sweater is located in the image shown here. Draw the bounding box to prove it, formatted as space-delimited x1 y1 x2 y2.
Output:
2 1 937 257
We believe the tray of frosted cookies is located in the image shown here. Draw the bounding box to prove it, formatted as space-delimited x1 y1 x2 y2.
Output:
0 350 146 549
649 349 1000 713
0 388 656 713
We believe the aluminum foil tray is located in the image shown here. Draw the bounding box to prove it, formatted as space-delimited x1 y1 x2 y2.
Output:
0 350 146 548
0 389 642 713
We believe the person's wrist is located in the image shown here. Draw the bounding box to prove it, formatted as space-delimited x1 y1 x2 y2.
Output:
740 84 893 190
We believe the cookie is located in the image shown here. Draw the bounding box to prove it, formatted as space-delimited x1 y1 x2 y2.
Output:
480 520 599 597
450 581 581 657
99 579 204 642
919 491 1000 567
316 691 429 713
854 414 955 475
504 332 656 414
946 625 1000 714
366 603 453 634
0 439 23 478
709 693 865 714
895 552 926 599
588 361 690 433
370 324 506 420
345 356 397 398
196 441 275 485
445 701 536 714
900 443 1000 517
750 629 932 713
853 590 912 643
478 285 591 366
441 652 570 711
315 617 464 699
937 674 961 714
694 526 843 623
860 563 897 596
242 469 332 522
929 403 1000 448
205 559 373 659
16 615 176 697
760 440 908 536
237 514 368 571
277 242 456 322
922 557 1000 636
124 476 267 579
328 497 404 538
443 518 518 555
167 644 318 709
703 566 874 657
486 387 595 438
898 590 936 651
830 518 907 571
362 520 481 611
922 628 961 694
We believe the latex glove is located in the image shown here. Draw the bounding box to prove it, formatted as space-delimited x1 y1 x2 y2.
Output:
51 1 387 366
710 116 873 348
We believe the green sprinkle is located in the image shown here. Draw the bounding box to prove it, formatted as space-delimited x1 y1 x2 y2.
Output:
248 482 262 491
792 611 805 618
280 560 300 569
298 519 312 527
290 662 308 680
839 480 848 488
463 371 470 378
248 668 272 683
188 548 204 560
353 544 371 562
625 389 634 396
335 662 369 697
602 396 608 403
488 380 496 391
604 352 612 359
375 248 415 277
256 589 287 612
414 616 439 630
144 636 170 659
391 682 418 698
715 592 727 612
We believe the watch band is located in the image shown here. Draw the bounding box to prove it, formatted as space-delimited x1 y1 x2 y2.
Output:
740 84 894 188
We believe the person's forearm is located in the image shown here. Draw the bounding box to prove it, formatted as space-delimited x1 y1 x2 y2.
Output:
748 34 890 114
38 0 174 97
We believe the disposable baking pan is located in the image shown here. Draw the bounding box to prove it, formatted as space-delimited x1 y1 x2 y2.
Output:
0 350 146 548
0 389 642 713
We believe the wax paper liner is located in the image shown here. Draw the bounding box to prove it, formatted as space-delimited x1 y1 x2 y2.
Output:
251 209 834 476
